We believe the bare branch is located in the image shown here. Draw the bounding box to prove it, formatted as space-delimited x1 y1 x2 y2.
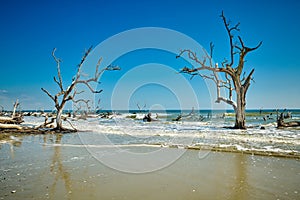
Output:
243 68 255 92
200 74 217 84
52 48 64 92
236 37 262 76
73 99 90 104
215 97 237 111
64 119 77 131
178 49 234 76
209 42 214 58
78 46 93 69
220 10 239 67
75 61 120 94
105 64 121 71
41 88 55 102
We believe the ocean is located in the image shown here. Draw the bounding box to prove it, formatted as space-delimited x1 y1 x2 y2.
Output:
80 109 300 156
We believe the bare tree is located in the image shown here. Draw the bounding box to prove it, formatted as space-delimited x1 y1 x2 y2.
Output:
41 47 120 131
73 99 91 120
136 102 147 113
12 99 20 118
177 11 262 129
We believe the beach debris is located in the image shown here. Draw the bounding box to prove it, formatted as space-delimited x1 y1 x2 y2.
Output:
172 108 206 122
99 112 113 119
0 100 24 126
143 113 154 122
277 111 300 128
11 190 16 194
172 114 182 121
0 100 25 130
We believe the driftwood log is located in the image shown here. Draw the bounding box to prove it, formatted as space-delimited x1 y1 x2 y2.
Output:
0 123 23 130
277 113 300 128
0 116 23 124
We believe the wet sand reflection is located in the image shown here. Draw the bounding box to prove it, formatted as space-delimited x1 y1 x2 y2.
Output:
48 134 72 200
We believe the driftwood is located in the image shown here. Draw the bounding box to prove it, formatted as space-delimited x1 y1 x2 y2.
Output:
143 113 158 122
0 111 78 135
172 108 205 122
277 113 300 128
0 116 23 124
0 123 23 130
0 127 77 135
0 100 24 124
173 114 182 121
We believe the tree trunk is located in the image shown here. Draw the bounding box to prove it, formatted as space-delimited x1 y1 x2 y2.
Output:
234 87 246 129
56 107 63 130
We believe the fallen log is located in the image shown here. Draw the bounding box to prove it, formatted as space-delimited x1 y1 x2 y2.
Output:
277 113 300 128
0 123 23 130
277 121 300 128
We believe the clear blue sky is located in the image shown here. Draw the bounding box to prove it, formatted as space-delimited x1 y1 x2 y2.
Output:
0 0 299 110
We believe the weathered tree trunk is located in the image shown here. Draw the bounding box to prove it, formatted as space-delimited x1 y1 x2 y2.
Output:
56 107 63 131
234 109 246 129
234 88 246 129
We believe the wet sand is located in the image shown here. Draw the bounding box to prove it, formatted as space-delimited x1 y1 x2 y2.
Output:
0 134 299 200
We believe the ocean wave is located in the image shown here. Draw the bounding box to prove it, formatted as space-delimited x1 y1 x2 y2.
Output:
18 112 300 158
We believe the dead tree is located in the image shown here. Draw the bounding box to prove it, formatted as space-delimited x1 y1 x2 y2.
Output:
73 99 91 120
0 99 23 125
41 47 120 131
177 11 262 129
137 102 147 113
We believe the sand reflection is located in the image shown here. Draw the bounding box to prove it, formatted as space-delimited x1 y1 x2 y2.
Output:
231 153 248 199
48 134 72 200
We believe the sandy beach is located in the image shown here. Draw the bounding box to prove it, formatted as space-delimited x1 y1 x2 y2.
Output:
1 1 300 199
1 133 299 200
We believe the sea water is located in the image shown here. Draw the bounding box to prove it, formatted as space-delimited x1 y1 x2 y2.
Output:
76 109 300 157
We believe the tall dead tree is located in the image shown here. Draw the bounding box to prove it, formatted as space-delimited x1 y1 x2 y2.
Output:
177 11 262 129
41 47 120 131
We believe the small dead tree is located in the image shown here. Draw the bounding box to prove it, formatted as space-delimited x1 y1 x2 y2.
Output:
136 102 147 113
41 47 120 131
12 99 20 118
0 99 23 125
73 99 91 119
177 11 262 129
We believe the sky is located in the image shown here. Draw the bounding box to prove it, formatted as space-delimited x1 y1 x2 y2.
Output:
0 0 299 111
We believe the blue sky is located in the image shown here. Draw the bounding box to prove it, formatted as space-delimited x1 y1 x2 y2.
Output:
0 0 299 110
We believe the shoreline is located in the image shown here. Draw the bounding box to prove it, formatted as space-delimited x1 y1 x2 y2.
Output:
1 131 300 160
